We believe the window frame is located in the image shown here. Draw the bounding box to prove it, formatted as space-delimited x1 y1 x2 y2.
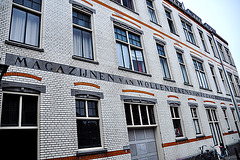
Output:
208 36 218 58
170 106 184 138
222 109 231 131
192 58 209 89
124 102 157 127
112 0 135 11
114 25 147 73
224 47 233 65
156 43 172 80
72 7 96 61
165 9 176 34
198 30 208 52
219 68 229 94
190 107 202 135
217 42 227 62
0 91 39 130
206 108 223 146
146 0 158 24
181 20 196 45
177 51 189 84
9 1 42 48
234 75 240 96
227 72 237 97
209 65 220 93
75 97 103 150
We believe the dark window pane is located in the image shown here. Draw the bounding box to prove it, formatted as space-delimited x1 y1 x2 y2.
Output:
157 44 165 56
132 104 141 125
207 109 212 121
13 0 23 5
177 53 183 63
32 3 41 11
124 104 132 125
22 95 38 126
24 0 32 8
122 0 134 10
193 119 201 134
215 123 223 144
140 105 148 125
113 0 121 3
1 94 20 126
77 120 101 149
73 10 91 29
173 119 183 137
76 100 86 117
87 101 98 117
148 106 156 124
128 33 141 47
146 0 153 8
114 27 127 42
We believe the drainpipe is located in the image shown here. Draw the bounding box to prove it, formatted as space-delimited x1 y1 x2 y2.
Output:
210 32 240 127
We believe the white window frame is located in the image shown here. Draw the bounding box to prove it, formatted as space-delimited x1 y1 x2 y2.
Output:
206 108 223 146
10 1 42 47
146 0 158 24
217 42 227 62
177 51 189 84
208 36 218 58
165 8 177 35
193 58 209 89
75 97 103 151
227 72 237 97
181 19 196 45
72 7 95 60
112 0 135 11
190 107 202 135
124 102 157 127
222 109 231 131
209 65 220 92
170 106 184 138
114 25 147 73
219 68 229 94
234 75 240 96
198 30 208 52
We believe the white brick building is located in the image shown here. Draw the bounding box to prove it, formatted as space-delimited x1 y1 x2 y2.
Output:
0 0 240 160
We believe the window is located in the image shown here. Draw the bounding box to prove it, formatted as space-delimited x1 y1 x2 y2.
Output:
217 43 226 62
231 110 240 136
210 65 220 92
225 48 233 65
114 26 146 73
222 109 231 130
124 103 156 126
0 92 38 159
9 0 42 47
219 69 229 94
146 0 157 23
73 10 93 60
165 10 176 34
190 107 201 134
181 20 195 44
76 99 101 149
193 59 208 89
227 72 237 96
206 108 223 145
199 30 207 52
170 106 183 137
177 52 189 84
157 44 171 79
113 0 134 10
208 36 218 58
234 76 240 96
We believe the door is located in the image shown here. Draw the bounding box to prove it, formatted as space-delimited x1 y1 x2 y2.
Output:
128 128 158 160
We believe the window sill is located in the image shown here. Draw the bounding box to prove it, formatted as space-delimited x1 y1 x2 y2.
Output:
204 50 210 54
150 20 161 27
77 148 107 156
163 77 175 83
72 55 99 65
196 134 205 139
171 32 179 37
118 66 152 77
186 40 199 48
5 40 44 52
226 94 231 96
184 83 193 87
199 87 212 92
175 137 188 142
217 91 222 94
228 130 234 133
110 0 139 15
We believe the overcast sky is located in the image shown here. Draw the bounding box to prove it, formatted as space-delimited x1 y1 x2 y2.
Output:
181 0 240 73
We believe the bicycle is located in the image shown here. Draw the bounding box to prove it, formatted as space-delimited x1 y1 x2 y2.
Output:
210 145 230 160
195 145 219 160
